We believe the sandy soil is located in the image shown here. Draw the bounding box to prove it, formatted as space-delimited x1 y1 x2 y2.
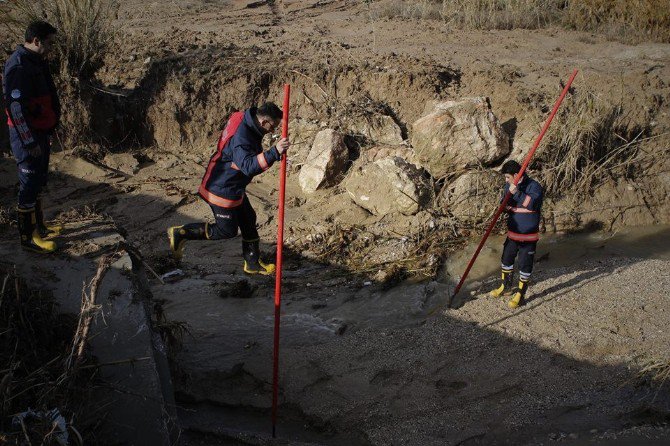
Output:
2 0 670 444
3 147 667 444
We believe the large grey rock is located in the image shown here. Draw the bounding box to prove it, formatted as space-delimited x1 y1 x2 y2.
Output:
345 157 434 216
441 170 501 223
411 97 510 178
298 129 348 194
349 115 404 145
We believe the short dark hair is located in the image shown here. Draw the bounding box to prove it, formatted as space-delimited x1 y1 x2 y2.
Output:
501 160 521 175
257 102 282 121
25 21 57 43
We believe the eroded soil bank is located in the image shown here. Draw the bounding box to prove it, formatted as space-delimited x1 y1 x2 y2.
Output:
1 0 670 444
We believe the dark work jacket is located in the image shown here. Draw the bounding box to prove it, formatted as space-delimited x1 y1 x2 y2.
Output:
199 108 281 208
503 175 543 242
3 45 60 148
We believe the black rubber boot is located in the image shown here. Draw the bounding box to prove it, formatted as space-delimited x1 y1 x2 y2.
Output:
167 223 207 260
18 207 57 253
489 269 514 298
35 198 62 238
242 239 275 275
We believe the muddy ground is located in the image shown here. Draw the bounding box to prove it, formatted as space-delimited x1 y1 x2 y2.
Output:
2 0 670 445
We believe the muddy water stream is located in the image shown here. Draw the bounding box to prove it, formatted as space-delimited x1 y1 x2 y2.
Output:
159 226 670 444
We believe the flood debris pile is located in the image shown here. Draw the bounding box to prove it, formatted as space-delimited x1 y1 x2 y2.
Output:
284 95 515 279
284 82 669 281
0 266 90 445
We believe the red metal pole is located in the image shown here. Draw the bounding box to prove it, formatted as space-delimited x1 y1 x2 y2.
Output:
451 69 578 299
272 84 290 438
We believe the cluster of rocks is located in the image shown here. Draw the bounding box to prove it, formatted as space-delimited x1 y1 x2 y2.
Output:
295 97 511 218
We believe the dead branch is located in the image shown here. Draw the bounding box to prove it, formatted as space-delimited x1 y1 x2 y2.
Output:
67 250 122 371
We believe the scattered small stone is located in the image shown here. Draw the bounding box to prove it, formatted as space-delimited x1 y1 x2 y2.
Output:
160 269 184 282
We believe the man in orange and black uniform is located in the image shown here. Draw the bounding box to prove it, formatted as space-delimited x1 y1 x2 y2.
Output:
489 160 544 308
4 21 62 253
167 103 289 275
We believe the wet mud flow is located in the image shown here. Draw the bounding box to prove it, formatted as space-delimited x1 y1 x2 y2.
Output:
157 226 670 444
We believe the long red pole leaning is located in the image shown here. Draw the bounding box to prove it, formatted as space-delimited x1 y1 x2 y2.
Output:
451 69 578 299
272 84 290 438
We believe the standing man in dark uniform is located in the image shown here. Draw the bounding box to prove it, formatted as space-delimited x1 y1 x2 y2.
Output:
489 160 544 308
4 21 62 253
168 103 289 275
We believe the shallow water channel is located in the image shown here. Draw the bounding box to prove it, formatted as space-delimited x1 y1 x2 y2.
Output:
156 225 670 444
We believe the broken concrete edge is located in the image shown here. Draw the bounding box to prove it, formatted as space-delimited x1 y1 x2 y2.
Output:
129 249 182 443
89 246 181 445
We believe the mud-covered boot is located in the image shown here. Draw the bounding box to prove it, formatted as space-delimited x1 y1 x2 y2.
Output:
489 268 514 298
167 223 207 260
18 207 57 253
508 279 529 309
35 198 63 239
242 239 275 275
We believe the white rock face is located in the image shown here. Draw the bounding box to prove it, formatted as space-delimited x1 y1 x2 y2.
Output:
298 129 349 194
344 157 434 216
412 97 510 178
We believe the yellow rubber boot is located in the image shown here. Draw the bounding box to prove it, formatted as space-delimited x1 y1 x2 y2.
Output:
167 223 208 260
508 279 529 309
243 259 276 275
242 239 275 275
489 269 513 298
18 208 57 253
42 223 63 238
167 226 186 260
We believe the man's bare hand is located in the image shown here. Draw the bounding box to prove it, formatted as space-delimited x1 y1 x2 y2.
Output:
276 137 290 154
508 182 517 194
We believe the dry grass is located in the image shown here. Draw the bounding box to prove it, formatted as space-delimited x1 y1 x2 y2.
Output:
0 0 117 79
372 0 561 28
0 206 13 228
638 360 670 385
152 297 189 359
532 88 656 196
565 0 670 44
290 217 466 282
441 0 559 30
0 265 90 444
636 359 670 399
370 0 670 43
53 205 106 225
372 0 444 20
